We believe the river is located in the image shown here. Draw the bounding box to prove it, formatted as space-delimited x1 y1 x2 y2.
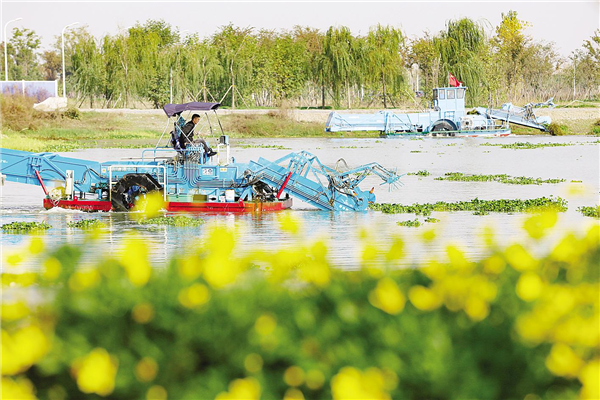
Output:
1 136 598 271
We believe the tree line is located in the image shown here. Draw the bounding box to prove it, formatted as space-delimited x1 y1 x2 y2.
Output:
1 12 598 109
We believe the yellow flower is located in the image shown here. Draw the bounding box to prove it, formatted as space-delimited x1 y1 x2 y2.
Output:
446 245 471 271
516 272 544 302
305 369 325 390
1 301 29 322
551 234 582 264
6 252 24 267
483 254 506 275
284 366 305 387
135 357 158 383
409 285 442 311
545 343 583 378
244 353 263 373
369 278 406 315
284 388 305 400
1 330 20 376
11 325 50 372
523 211 558 240
255 314 277 336
505 244 538 271
299 260 331 287
421 228 436 242
73 348 119 396
177 255 202 281
579 359 599 400
43 257 62 281
68 269 101 292
385 237 405 261
279 212 302 235
147 385 168 400
331 366 391 400
464 296 489 321
178 283 211 309
119 233 152 287
0 376 36 400
215 377 261 400
133 191 165 219
28 236 44 254
132 302 155 324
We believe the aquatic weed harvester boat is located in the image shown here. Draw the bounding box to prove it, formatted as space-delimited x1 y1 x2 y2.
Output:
325 86 554 137
1 102 402 212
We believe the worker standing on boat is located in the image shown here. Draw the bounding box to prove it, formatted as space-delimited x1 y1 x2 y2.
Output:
180 114 217 157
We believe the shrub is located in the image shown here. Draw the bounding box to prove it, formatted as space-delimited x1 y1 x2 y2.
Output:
1 219 598 399
546 122 568 136
63 107 81 120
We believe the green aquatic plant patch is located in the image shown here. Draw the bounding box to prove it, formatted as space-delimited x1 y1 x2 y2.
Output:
1 221 51 233
480 142 573 150
67 219 107 229
578 206 600 219
370 197 568 216
407 170 431 177
424 217 440 223
434 172 565 185
397 219 421 227
139 215 205 227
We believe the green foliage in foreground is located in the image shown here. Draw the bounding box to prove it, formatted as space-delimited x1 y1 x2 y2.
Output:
480 142 573 150
434 172 565 185
67 219 107 230
370 197 568 216
578 206 600 219
1 221 51 233
1 221 598 399
139 216 205 227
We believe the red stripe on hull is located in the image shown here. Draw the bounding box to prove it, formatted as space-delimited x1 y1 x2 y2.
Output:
42 198 293 213
43 198 112 212
166 198 293 213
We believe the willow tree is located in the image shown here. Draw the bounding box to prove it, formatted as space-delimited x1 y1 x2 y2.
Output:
291 26 324 108
212 24 255 109
365 24 405 108
322 26 356 108
434 18 487 104
70 31 104 106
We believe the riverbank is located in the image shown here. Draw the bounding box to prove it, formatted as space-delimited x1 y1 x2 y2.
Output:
1 105 597 152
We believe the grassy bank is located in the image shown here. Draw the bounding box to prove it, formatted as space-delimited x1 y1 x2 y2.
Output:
0 95 597 152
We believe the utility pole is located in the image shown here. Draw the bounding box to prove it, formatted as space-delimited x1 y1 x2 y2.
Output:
61 22 79 97
3 17 22 81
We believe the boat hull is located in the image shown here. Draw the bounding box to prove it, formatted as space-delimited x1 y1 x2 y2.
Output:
43 197 292 213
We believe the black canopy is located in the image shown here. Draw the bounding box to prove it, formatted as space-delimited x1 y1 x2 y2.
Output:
162 102 220 117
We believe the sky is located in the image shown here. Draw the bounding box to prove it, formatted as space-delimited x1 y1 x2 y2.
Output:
2 1 599 57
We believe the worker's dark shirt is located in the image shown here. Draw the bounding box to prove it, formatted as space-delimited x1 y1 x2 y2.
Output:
179 121 196 149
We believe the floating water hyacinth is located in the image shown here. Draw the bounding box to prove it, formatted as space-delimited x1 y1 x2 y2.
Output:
67 219 107 229
578 205 600 219
480 142 573 149
1 221 51 233
139 215 204 227
434 172 565 185
397 219 421 227
370 197 568 216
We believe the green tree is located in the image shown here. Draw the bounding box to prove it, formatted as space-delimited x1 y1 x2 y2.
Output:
322 26 356 108
365 24 405 108
492 11 531 100
40 50 61 81
434 18 487 104
212 24 255 109
7 28 42 80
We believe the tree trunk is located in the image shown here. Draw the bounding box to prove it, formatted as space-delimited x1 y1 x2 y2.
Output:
347 82 351 109
230 62 236 110
321 85 325 109
382 72 388 109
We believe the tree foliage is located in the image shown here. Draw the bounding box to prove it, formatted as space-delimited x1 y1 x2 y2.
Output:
1 15 597 109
